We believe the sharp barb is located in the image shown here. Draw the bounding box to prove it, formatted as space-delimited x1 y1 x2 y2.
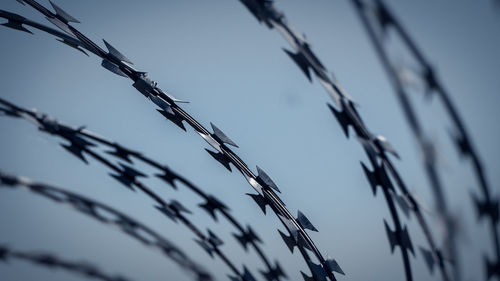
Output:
205 149 232 172
256 166 280 193
103 39 132 64
101 59 128 77
283 48 312 82
296 210 318 232
246 193 268 214
49 1 80 23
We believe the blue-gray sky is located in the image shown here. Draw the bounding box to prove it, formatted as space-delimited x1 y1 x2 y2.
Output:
1 1 499 281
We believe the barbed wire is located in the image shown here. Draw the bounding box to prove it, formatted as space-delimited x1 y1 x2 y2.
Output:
0 98 257 281
350 1 459 278
0 1 344 280
0 172 212 281
349 0 499 280
0 96 286 281
236 1 460 281
0 244 132 281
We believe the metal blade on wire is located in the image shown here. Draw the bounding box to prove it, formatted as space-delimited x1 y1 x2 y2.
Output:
0 172 213 281
0 98 284 281
235 1 462 281
5 1 343 280
0 244 133 281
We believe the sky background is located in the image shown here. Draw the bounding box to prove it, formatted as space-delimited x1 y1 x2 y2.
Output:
1 0 499 281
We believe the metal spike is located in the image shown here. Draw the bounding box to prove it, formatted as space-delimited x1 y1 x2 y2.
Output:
384 220 414 255
384 220 397 253
105 145 135 164
360 162 393 195
205 149 232 172
244 173 264 196
170 200 191 214
103 39 132 64
210 123 238 148
419 247 435 274
118 163 147 179
157 109 186 131
308 261 328 281
45 16 75 37
207 230 223 247
233 225 261 251
374 135 400 159
246 193 268 214
393 193 411 219
279 215 299 241
404 228 416 256
300 271 315 281
298 235 313 252
242 266 257 281
2 20 33 34
197 131 222 153
55 38 88 56
452 132 471 158
157 88 189 104
325 255 344 275
278 229 296 253
109 173 135 191
240 0 273 28
109 164 146 191
195 239 214 258
37 115 60 133
358 136 380 161
279 225 312 253
423 66 439 95
302 42 325 70
374 0 394 30
156 204 180 222
198 195 228 221
471 194 499 224
155 168 178 189
283 48 312 82
260 261 286 281
256 166 280 193
49 1 80 23
60 142 88 164
149 94 173 113
101 59 128 77
327 104 350 138
297 210 318 232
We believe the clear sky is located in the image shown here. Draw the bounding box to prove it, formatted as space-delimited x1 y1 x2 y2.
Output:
0 1 499 281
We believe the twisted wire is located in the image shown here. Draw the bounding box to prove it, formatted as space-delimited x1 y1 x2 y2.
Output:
1 1 343 280
0 172 212 281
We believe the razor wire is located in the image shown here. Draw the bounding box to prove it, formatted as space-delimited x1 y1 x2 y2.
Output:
0 172 212 281
0 99 256 281
0 244 132 281
350 0 499 280
236 1 457 281
0 96 286 281
0 1 344 280
350 0 459 278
